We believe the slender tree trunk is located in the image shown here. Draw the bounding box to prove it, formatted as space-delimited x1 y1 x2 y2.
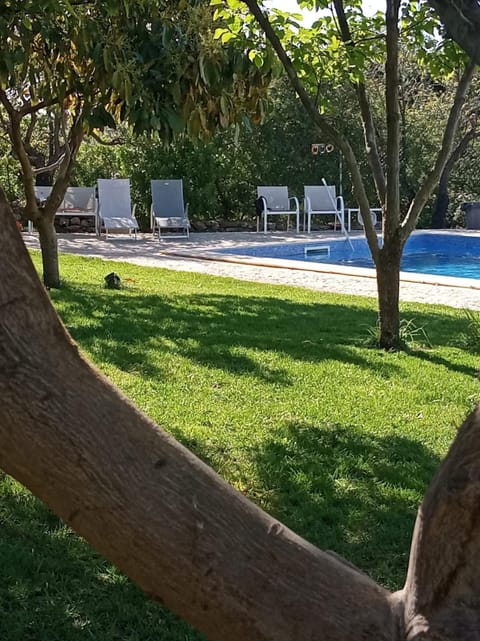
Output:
37 213 60 288
376 238 402 350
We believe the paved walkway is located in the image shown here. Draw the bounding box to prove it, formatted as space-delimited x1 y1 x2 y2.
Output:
23 231 480 310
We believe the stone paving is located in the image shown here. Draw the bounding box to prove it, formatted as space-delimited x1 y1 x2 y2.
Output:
23 230 480 310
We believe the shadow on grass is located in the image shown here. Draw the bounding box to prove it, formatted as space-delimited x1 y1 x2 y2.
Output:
253 423 440 590
408 350 475 378
50 280 475 384
183 421 440 593
0 473 204 641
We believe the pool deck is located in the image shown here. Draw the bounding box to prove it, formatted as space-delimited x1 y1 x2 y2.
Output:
23 229 480 310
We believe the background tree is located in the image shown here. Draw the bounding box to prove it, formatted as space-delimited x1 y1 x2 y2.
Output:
216 0 477 349
0 0 271 288
431 110 479 228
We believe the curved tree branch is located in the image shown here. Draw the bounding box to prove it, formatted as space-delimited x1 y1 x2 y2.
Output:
2 187 480 639
403 406 480 640
0 88 39 217
0 191 397 641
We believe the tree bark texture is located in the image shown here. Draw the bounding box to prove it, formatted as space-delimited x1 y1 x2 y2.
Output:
0 198 397 640
403 409 480 640
428 0 480 64
2 196 480 640
375 237 403 350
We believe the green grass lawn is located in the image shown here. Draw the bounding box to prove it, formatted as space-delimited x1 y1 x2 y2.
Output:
1 251 479 640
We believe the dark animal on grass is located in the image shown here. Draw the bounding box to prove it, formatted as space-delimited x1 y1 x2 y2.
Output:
104 272 122 289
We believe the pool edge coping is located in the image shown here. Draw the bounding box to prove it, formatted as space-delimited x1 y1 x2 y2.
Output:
161 246 480 291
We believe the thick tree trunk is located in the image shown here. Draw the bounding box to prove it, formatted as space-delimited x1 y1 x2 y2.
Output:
402 408 480 639
2 195 480 641
37 213 60 288
0 197 399 641
376 240 402 350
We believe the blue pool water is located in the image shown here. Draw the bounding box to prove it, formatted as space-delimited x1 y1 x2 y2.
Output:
215 232 480 280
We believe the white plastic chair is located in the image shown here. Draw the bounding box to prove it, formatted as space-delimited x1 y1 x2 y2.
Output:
256 186 300 233
97 179 139 239
61 187 97 214
150 179 190 240
304 185 346 234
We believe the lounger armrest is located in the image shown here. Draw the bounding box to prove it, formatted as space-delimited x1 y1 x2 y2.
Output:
132 203 137 218
289 196 300 213
304 196 312 213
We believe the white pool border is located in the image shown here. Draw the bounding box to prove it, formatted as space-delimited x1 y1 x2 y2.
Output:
163 229 480 292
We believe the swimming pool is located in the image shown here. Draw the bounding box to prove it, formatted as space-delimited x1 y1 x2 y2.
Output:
213 232 480 280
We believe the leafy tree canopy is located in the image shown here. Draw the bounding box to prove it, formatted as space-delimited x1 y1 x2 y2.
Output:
0 0 274 140
0 0 279 288
213 0 468 118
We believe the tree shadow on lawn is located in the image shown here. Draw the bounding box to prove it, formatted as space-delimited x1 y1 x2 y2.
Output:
183 421 440 593
407 348 477 378
51 282 475 384
0 473 205 641
254 423 441 591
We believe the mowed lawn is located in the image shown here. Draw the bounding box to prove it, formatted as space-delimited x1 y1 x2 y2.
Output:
1 250 479 640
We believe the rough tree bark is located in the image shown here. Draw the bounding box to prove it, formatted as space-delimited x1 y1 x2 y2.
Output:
376 237 403 349
428 0 480 64
2 190 480 639
36 214 61 288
